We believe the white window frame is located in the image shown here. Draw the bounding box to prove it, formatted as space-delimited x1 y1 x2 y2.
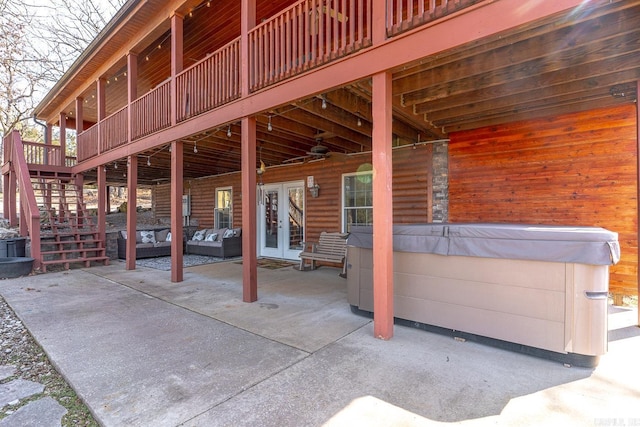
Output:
341 171 373 233
214 186 233 229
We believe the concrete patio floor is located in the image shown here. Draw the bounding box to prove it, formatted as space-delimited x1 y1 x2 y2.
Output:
0 260 638 426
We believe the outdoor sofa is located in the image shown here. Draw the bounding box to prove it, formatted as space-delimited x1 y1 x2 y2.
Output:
117 228 174 259
185 227 242 258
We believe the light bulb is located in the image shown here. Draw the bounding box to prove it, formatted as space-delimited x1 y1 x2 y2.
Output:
321 97 327 109
147 157 151 166
357 117 362 127
227 126 232 137
267 116 273 131
193 143 198 154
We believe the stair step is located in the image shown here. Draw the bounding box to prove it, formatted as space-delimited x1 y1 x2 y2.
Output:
40 239 103 246
41 231 100 238
41 248 106 256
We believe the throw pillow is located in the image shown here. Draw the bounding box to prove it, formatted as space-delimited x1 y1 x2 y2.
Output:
223 229 235 238
121 230 127 240
155 229 170 242
166 232 172 242
140 230 156 244
193 229 207 241
205 233 218 242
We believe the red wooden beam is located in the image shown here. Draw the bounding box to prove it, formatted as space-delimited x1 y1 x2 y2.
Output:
126 155 137 270
372 71 394 339
637 78 639 327
170 13 183 127
170 140 184 282
97 165 107 254
241 117 258 302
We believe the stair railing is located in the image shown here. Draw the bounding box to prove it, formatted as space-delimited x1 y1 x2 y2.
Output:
5 130 41 268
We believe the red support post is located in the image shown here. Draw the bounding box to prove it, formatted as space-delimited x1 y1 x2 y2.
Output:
241 0 256 97
97 165 107 252
75 97 83 135
170 14 183 127
75 173 84 227
127 53 138 144
241 117 258 302
59 113 67 170
372 71 394 340
170 140 184 282
126 155 138 270
372 0 386 45
637 79 640 327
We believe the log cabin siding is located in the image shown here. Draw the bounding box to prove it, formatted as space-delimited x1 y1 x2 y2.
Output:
153 144 432 242
448 104 638 297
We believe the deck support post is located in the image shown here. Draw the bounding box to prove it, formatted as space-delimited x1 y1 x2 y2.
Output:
97 77 106 155
126 155 137 270
170 140 184 282
637 79 640 327
6 171 17 227
59 113 66 172
372 71 394 340
241 117 258 302
241 0 256 97
170 13 183 127
97 165 107 254
127 53 138 143
75 173 84 227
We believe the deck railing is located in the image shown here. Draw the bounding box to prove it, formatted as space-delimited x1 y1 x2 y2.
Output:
176 38 241 123
249 0 372 91
387 0 481 36
21 141 64 166
71 0 479 162
100 106 129 152
131 80 171 139
77 124 99 162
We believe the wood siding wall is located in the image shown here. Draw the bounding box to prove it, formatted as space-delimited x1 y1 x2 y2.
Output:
449 104 638 297
153 144 432 242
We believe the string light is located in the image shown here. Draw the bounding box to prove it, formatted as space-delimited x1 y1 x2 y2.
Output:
267 115 273 131
357 117 362 127
147 156 151 166
321 96 327 109
193 141 198 153
114 162 118 169
227 125 232 138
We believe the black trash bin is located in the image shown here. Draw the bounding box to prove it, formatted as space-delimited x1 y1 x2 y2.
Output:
0 237 27 258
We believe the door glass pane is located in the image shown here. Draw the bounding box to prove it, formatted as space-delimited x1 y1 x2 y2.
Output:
265 190 279 248
288 187 304 250
215 188 232 229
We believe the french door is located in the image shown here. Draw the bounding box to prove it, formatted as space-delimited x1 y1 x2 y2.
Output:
258 181 305 260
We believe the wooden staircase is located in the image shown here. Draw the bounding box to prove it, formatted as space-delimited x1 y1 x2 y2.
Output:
30 172 109 272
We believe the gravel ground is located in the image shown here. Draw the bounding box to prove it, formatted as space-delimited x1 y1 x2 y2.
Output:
0 295 98 426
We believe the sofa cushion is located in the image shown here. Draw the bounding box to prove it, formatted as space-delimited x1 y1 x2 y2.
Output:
154 241 171 248
140 230 156 244
192 229 207 241
137 243 155 249
189 240 222 247
232 228 242 237
155 229 170 242
135 231 143 243
120 230 128 239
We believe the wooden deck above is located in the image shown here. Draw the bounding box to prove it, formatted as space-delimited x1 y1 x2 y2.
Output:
31 0 638 186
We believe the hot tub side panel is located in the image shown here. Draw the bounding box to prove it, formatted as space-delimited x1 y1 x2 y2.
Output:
347 246 608 357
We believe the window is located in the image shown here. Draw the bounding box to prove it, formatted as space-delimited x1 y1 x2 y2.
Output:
342 172 373 232
215 187 232 229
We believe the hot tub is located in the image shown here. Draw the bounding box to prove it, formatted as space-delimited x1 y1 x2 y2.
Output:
347 224 620 367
